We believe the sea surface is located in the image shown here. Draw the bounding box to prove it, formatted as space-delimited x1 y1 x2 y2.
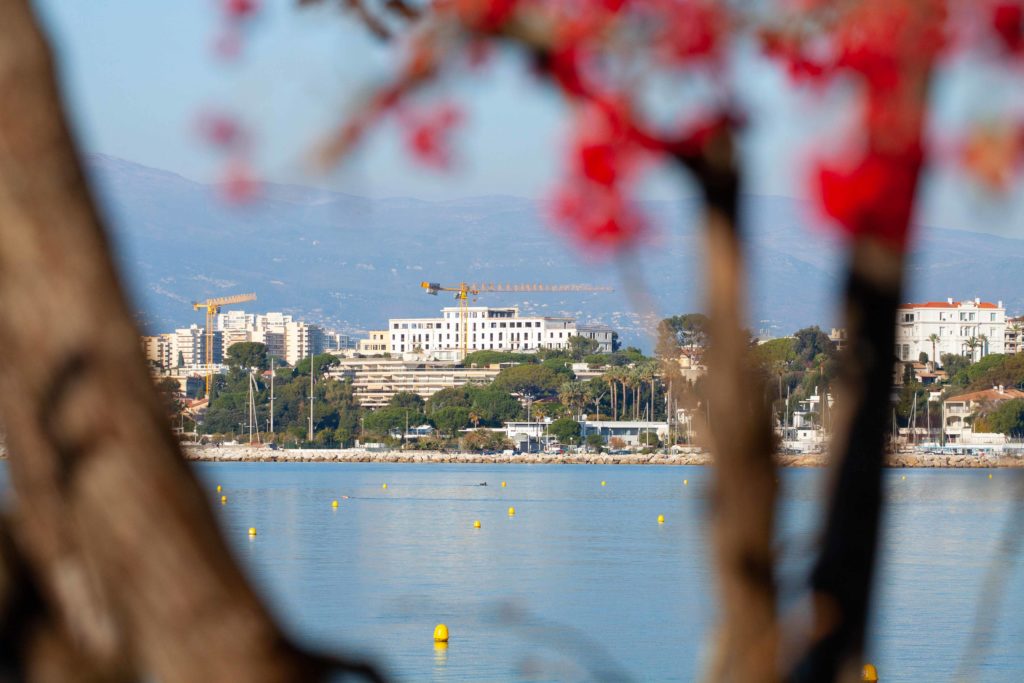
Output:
5 463 1024 681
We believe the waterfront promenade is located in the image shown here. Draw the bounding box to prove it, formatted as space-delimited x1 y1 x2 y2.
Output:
181 445 1024 468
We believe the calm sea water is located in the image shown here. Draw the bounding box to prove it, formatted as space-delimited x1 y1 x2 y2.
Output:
198 463 1023 682
3 462 1023 681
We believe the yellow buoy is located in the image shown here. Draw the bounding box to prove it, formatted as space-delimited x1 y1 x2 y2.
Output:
988 473 993 479
382 483 388 489
331 500 339 508
683 479 688 485
508 506 516 516
216 484 222 493
248 527 257 536
473 520 481 528
433 623 449 642
501 481 507 488
657 514 665 524
862 663 878 681
220 495 227 504
601 480 606 486
901 475 906 480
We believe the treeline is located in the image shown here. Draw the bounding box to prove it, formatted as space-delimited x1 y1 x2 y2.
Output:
176 336 673 448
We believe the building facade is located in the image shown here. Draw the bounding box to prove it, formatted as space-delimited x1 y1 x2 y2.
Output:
895 298 1006 365
942 386 1024 444
387 306 615 359
1006 316 1024 355
326 358 502 408
357 330 391 356
214 310 324 365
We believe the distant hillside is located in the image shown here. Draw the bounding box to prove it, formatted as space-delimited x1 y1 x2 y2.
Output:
84 154 1024 349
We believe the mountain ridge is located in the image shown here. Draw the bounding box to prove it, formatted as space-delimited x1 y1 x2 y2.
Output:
84 154 1024 349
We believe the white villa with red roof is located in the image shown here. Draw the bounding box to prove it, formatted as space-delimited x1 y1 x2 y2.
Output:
896 297 1006 365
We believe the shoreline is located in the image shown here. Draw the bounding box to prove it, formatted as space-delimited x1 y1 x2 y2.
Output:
181 445 1024 468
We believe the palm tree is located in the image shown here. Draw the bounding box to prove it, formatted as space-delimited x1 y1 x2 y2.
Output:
966 336 980 362
637 361 659 421
558 380 586 420
927 332 939 365
468 410 480 429
602 370 618 420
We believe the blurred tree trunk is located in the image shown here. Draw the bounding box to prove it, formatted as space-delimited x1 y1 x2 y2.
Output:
0 1 380 681
683 133 780 683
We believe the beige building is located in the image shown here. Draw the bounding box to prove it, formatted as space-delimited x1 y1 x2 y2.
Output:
1006 316 1024 355
943 386 1024 444
326 358 503 408
357 330 391 356
141 333 174 370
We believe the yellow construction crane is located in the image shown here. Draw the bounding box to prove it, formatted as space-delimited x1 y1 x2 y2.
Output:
192 292 256 398
420 281 612 360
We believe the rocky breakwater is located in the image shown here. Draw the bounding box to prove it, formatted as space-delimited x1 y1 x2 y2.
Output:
182 445 1024 468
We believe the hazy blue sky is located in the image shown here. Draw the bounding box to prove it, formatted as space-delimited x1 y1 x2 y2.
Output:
32 0 1024 237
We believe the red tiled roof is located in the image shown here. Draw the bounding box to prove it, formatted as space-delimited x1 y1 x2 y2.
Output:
897 301 998 309
945 388 1024 404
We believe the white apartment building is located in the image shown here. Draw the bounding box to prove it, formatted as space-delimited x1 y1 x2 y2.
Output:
388 306 615 359
169 324 221 369
895 298 1006 365
214 310 323 365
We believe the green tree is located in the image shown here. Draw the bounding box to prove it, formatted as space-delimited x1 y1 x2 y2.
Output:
460 429 511 452
362 406 411 437
225 342 269 371
567 335 601 360
584 433 605 452
940 352 971 380
492 364 562 396
432 406 471 437
975 399 1024 436
388 391 425 411
660 313 710 349
558 380 587 419
638 430 661 447
548 417 581 445
468 386 523 425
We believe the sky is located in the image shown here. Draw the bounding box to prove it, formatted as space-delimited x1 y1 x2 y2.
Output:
31 0 1024 238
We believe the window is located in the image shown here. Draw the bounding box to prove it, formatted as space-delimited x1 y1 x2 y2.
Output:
901 313 914 322
960 312 967 321
970 313 976 321
991 313 997 321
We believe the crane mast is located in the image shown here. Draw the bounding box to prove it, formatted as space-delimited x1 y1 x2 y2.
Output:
192 292 256 398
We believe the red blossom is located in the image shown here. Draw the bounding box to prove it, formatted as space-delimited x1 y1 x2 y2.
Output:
447 0 519 32
760 31 830 84
817 146 923 248
993 3 1024 53
655 0 727 65
197 112 246 149
552 185 645 249
400 104 464 169
223 0 260 20
220 160 261 204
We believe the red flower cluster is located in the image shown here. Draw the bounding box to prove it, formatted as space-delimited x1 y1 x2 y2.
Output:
399 104 464 169
551 101 648 250
196 111 247 150
817 145 923 248
993 2 1024 54
653 0 727 66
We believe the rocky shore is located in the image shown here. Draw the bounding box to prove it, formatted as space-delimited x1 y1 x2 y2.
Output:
181 445 1024 468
